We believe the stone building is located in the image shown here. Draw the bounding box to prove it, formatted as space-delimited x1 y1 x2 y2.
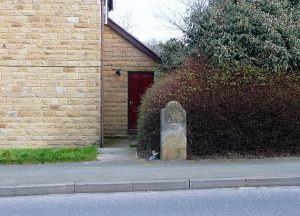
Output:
0 0 159 148
104 19 159 137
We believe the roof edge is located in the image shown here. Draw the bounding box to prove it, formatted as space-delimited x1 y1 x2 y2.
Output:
107 18 161 63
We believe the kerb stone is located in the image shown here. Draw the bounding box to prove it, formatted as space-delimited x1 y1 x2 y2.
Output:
160 101 187 160
0 186 16 197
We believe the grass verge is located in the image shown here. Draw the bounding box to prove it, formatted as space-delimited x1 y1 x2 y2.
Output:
0 146 98 165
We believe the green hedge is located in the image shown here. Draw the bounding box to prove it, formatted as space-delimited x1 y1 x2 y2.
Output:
137 60 300 159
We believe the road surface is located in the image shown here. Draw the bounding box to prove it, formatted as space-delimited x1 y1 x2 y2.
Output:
0 187 299 216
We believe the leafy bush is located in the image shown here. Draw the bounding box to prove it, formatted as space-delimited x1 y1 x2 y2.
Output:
137 60 300 159
157 38 187 76
186 0 300 72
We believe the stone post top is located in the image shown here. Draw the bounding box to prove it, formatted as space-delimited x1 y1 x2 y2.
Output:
162 101 186 121
161 101 186 122
163 101 185 110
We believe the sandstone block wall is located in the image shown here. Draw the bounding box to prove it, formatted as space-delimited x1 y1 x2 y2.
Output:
104 25 157 136
0 0 101 148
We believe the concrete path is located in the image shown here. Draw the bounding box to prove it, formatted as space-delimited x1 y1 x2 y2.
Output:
1 157 300 186
0 138 300 197
98 138 137 161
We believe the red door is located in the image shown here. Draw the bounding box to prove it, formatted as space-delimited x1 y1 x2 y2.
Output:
128 72 154 132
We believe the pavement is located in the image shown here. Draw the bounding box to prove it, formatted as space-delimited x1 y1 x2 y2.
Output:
1 138 300 197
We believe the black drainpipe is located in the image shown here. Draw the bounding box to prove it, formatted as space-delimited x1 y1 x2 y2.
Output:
100 0 105 148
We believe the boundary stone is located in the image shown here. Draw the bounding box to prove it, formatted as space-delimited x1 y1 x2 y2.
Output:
160 101 187 160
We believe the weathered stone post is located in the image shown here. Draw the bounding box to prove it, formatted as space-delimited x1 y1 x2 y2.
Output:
160 101 187 160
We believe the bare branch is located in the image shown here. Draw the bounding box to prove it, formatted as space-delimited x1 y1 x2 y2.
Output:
154 0 208 32
110 11 135 32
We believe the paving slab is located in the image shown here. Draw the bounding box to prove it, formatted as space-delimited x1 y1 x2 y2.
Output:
98 138 138 161
99 147 137 161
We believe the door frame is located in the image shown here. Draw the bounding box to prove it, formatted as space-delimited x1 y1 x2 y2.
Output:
127 71 155 134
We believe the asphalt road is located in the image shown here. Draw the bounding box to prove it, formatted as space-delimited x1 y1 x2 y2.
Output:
0 187 300 216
